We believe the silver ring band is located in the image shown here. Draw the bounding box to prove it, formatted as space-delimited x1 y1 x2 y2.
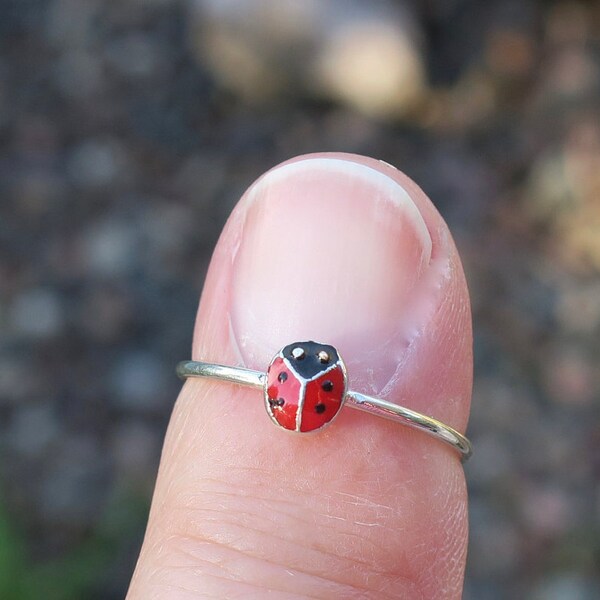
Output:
177 357 472 461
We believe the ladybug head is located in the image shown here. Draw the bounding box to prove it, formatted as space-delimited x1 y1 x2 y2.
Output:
282 341 340 380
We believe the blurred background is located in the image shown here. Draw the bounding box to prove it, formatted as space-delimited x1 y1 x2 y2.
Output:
0 0 599 598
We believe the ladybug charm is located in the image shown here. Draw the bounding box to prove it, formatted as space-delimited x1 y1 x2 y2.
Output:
264 341 347 432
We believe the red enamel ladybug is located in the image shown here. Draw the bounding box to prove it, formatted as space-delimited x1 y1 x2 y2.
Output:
264 341 347 432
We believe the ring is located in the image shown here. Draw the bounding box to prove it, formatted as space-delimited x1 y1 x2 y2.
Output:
177 340 472 461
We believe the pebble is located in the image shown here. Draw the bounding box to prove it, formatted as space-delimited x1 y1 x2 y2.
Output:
190 0 425 118
109 351 169 411
6 403 62 459
9 287 65 339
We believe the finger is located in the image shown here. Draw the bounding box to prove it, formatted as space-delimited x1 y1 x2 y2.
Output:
128 153 472 599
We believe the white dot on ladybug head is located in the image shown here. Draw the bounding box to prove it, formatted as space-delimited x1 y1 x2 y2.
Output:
292 347 305 360
318 350 330 363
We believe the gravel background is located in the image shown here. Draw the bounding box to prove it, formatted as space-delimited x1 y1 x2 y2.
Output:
0 1 599 598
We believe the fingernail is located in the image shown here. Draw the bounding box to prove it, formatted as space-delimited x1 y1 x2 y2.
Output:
231 157 432 391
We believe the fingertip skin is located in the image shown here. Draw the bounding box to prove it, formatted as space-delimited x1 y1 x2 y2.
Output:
195 152 472 429
129 153 473 600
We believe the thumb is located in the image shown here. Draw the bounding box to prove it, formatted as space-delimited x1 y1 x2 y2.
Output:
128 153 472 599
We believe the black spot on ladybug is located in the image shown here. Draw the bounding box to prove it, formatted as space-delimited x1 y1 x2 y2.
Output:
268 397 285 408
315 403 326 414
321 380 333 392
278 371 288 383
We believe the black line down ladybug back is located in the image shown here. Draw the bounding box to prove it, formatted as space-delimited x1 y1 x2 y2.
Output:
265 341 347 432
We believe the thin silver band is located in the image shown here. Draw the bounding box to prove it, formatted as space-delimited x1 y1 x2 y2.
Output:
177 360 472 461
